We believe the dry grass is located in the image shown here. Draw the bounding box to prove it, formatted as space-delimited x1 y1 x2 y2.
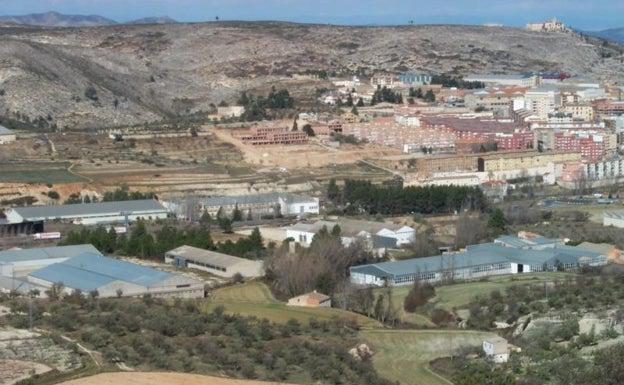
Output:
205 281 380 328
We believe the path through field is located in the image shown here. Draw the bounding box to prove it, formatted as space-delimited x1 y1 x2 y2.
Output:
58 372 295 385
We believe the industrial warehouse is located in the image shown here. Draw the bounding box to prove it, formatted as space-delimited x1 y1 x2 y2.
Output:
4 199 169 226
165 245 264 278
0 244 204 298
350 235 608 286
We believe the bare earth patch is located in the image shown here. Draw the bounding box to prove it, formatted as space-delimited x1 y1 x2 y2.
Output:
58 372 295 385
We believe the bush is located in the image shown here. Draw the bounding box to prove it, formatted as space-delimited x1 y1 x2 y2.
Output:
404 280 435 312
47 190 60 200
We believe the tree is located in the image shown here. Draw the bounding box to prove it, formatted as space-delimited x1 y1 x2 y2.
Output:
303 124 315 137
292 117 298 131
356 97 364 107
351 105 359 115
232 203 243 222
488 209 507 236
424 89 436 102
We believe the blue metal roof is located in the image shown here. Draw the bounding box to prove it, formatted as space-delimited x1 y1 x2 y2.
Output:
351 242 604 279
30 253 173 291
0 244 102 263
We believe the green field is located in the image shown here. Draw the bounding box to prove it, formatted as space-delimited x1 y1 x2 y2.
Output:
362 329 498 385
0 162 88 183
383 272 575 314
206 281 381 328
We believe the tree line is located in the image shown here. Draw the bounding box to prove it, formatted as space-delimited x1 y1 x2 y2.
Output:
236 87 294 121
59 221 265 260
328 179 487 215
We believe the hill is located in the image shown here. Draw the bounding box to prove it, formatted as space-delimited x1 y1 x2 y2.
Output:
0 22 622 129
128 16 178 25
0 11 116 27
586 27 624 43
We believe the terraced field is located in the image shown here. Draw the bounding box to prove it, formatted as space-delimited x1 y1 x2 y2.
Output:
362 329 498 385
206 281 381 328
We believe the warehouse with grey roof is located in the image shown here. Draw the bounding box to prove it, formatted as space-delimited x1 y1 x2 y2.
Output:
165 245 264 278
350 235 607 286
5 199 168 226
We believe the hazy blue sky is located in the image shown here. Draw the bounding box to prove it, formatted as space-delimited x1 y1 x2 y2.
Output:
0 0 621 30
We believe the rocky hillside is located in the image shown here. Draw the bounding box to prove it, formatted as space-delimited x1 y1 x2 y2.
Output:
0 22 622 129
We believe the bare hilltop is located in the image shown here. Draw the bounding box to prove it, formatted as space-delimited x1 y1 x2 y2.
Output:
0 21 622 129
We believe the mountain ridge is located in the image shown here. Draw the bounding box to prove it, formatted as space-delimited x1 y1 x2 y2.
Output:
0 21 621 130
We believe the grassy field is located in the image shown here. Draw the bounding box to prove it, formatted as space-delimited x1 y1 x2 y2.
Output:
361 329 498 385
380 272 575 318
205 281 381 328
0 162 88 183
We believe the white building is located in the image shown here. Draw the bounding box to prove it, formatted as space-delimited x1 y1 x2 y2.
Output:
0 125 16 144
286 219 415 248
525 87 561 118
604 211 624 228
165 245 264 278
5 200 168 226
483 337 509 363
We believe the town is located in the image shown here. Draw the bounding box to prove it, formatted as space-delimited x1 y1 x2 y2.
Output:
1 10 624 385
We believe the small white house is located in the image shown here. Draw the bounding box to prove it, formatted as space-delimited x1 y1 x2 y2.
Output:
483 336 509 363
0 125 16 144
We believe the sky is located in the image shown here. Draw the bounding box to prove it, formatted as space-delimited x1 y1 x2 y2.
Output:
0 0 622 31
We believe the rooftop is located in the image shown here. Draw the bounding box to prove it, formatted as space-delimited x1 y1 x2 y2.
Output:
30 253 175 292
9 199 166 222
351 241 603 279
166 245 259 268
0 244 102 264
288 218 410 238
0 125 14 135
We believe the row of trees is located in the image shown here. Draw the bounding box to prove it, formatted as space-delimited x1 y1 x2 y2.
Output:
328 178 487 215
4 296 393 385
64 187 155 204
370 85 403 105
59 222 265 260
430 74 485 89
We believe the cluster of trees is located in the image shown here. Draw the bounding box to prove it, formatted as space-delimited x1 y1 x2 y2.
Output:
408 87 435 102
265 225 378 298
64 187 155 204
237 87 294 121
430 74 485 89
403 279 436 312
466 267 624 330
328 179 487 215
370 86 403 105
59 222 265 260
3 296 394 385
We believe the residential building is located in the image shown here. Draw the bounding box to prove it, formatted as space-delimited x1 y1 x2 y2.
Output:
464 74 537 88
5 199 168 226
217 106 245 118
235 126 308 145
286 219 415 249
524 87 561 118
483 337 510 363
0 125 16 144
165 245 264 278
464 88 528 117
370 73 395 88
287 290 332 307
